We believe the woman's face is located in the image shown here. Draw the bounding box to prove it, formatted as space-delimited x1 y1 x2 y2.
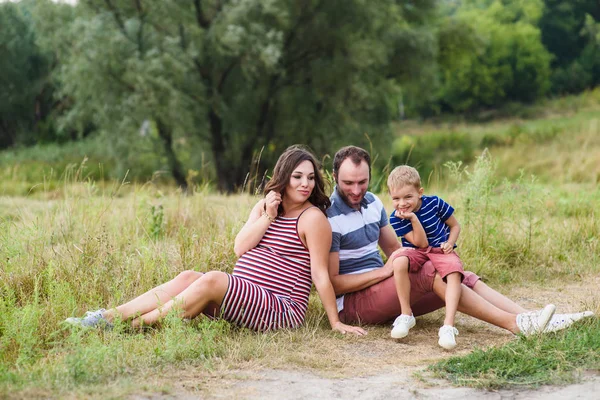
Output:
284 160 315 204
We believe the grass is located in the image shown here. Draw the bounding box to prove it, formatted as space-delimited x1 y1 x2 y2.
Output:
1 93 600 397
430 318 600 389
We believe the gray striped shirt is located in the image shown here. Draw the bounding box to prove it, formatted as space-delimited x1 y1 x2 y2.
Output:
327 189 388 275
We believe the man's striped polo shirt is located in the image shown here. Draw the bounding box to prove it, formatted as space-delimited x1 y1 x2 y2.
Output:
327 188 388 275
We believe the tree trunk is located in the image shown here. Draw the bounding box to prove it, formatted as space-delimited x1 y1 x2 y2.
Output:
155 118 188 192
208 107 236 192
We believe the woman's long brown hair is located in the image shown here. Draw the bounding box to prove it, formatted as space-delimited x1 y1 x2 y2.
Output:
263 145 331 216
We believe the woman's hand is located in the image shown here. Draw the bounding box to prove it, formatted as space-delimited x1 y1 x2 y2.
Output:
331 321 367 336
264 190 282 219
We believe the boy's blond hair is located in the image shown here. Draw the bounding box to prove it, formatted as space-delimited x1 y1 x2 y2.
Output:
387 165 421 190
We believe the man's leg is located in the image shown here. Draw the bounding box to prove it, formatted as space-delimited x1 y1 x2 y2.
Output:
470 280 527 314
340 261 444 325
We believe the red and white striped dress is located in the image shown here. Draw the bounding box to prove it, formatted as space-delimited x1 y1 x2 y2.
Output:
220 211 313 331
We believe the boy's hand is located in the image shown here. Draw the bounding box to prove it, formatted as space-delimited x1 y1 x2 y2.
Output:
395 210 416 220
440 241 454 254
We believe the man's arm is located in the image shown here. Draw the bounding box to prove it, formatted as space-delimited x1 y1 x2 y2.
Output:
328 251 392 296
378 225 401 258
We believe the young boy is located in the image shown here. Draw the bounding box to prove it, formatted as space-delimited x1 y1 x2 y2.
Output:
387 165 464 350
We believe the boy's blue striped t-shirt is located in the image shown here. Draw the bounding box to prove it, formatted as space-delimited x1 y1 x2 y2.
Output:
389 195 454 248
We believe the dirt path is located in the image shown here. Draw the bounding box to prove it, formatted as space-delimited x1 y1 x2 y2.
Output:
132 280 600 399
203 368 600 400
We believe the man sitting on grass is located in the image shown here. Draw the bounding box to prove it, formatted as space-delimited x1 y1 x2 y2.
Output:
326 145 593 339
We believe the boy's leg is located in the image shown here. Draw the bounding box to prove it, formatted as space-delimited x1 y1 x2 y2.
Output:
426 249 465 327
443 272 462 327
392 256 413 316
340 260 440 325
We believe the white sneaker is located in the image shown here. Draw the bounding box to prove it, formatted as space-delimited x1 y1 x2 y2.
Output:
543 311 595 333
391 314 416 339
438 325 459 350
516 304 555 335
64 309 112 329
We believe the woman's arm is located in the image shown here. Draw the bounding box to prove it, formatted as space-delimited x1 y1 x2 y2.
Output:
233 191 281 256
300 208 367 336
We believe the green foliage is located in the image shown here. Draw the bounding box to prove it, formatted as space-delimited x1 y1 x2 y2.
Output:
31 0 442 192
434 0 551 113
431 317 600 388
0 1 55 148
540 1 600 94
390 132 475 184
149 204 165 240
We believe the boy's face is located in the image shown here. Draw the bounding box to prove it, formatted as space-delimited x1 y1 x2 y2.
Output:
390 184 424 214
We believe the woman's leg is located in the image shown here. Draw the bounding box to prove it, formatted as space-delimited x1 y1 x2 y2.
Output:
131 271 229 327
432 274 519 334
103 270 204 322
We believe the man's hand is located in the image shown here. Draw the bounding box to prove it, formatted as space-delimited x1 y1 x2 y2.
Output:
440 241 454 254
332 321 368 336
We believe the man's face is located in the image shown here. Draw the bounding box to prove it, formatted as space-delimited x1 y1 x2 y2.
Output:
335 158 370 210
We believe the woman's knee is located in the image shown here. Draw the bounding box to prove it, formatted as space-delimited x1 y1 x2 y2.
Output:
175 270 203 285
191 271 228 295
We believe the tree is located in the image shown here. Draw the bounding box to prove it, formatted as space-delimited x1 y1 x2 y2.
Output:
539 0 600 93
434 0 551 112
34 0 436 192
0 1 53 149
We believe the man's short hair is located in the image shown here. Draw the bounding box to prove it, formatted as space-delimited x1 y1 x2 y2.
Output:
387 165 421 190
332 146 371 175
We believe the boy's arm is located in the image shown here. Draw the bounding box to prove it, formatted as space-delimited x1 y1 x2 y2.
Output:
401 213 428 248
440 215 460 254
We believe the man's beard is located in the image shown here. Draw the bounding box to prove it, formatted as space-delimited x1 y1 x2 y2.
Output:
337 186 364 208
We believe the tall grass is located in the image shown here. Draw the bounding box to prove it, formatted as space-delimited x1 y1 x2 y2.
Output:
1 93 599 397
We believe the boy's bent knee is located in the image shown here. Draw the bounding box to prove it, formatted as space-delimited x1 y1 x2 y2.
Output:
393 256 409 272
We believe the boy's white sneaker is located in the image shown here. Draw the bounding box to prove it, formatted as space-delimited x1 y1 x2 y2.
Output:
516 304 555 335
438 325 459 350
391 314 416 339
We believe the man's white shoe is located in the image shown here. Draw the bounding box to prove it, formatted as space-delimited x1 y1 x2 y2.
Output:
391 314 416 339
543 311 595 333
438 325 459 350
516 304 556 335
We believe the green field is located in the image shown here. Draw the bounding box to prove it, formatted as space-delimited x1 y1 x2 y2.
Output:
1 99 599 398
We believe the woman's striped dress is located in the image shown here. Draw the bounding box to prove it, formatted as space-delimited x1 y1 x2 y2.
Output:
220 213 313 331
